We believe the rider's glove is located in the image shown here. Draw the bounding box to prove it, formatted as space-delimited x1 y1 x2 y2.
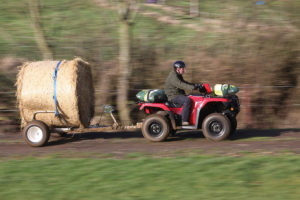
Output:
194 83 201 90
194 83 207 93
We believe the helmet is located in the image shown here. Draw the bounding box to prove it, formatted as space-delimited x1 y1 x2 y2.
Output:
173 61 186 69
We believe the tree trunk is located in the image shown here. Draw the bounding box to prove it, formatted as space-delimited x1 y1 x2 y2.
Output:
117 19 131 124
190 0 199 17
28 0 53 60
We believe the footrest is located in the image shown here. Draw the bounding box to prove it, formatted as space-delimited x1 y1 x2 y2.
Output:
179 125 197 130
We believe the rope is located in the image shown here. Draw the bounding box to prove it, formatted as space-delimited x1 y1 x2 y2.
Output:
53 60 62 116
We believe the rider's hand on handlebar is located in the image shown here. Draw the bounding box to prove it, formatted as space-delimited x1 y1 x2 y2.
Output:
193 83 201 90
194 83 207 93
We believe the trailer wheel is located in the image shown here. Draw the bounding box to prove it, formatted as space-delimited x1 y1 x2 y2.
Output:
202 113 231 141
22 120 50 147
142 114 170 142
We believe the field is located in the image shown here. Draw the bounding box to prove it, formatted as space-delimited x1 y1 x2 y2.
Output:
0 155 300 200
1 1 300 199
1 128 300 200
1 0 300 128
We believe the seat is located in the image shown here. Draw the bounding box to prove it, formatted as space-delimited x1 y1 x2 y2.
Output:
165 101 182 108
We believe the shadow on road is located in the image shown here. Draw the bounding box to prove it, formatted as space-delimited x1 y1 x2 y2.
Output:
47 128 300 146
230 128 300 140
168 128 300 141
47 131 143 146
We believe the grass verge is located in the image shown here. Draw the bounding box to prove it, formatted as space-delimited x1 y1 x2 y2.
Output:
0 155 299 200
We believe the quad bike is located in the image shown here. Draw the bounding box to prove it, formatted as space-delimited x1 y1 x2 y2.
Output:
137 85 240 142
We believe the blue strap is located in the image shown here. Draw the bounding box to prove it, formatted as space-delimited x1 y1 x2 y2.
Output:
53 60 62 116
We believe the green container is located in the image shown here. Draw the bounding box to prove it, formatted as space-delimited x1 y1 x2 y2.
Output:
136 89 167 103
213 84 239 96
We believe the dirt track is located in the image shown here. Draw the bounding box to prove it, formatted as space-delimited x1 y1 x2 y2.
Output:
1 128 300 158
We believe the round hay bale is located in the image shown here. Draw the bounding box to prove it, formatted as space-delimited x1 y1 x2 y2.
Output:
16 58 94 128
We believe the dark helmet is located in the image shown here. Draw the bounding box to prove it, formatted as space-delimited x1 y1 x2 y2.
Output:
173 61 186 69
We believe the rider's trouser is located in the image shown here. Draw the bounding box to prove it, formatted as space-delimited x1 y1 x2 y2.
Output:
170 95 192 122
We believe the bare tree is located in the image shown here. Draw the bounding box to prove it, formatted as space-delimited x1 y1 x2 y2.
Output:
116 0 138 124
28 0 53 60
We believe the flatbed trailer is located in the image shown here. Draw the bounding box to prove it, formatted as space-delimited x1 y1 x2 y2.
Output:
22 105 142 147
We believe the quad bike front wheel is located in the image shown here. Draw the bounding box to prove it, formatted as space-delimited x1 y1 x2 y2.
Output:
22 120 50 147
142 114 170 142
202 113 231 141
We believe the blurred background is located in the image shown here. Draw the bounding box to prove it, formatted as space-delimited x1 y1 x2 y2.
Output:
0 0 300 132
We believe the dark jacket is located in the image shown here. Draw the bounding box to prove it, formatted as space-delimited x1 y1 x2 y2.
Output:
164 70 194 100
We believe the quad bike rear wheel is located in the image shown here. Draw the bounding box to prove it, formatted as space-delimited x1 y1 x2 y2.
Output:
202 113 231 141
142 114 170 142
22 120 50 147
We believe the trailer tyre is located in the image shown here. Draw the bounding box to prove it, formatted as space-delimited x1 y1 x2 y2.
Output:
202 113 231 141
142 114 170 142
22 120 50 147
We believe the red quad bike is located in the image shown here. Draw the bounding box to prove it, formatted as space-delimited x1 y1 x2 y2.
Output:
138 85 240 142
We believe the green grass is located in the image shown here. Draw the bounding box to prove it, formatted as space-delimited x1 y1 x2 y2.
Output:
1 0 300 126
0 0 199 61
0 155 299 200
0 0 120 60
2 0 296 61
0 0 298 63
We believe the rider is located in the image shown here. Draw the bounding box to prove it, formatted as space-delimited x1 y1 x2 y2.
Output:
164 61 206 126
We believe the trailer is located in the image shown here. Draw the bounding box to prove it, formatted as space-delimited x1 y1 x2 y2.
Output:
22 105 142 147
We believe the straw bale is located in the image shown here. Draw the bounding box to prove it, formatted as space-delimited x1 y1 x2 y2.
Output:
16 58 94 128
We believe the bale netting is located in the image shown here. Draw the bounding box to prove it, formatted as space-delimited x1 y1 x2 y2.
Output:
16 58 94 129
